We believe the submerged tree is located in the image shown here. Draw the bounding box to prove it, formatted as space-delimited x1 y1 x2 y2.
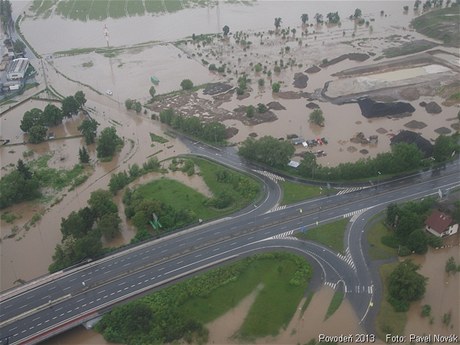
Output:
222 25 230 36
309 109 325 126
301 13 309 24
78 118 99 145
274 17 282 30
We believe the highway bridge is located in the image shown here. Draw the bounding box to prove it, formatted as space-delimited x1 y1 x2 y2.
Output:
1 139 459 345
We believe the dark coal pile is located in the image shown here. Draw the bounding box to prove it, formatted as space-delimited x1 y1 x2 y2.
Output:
425 101 442 114
306 102 320 109
390 130 433 157
357 98 415 118
203 83 233 95
305 65 321 73
293 73 309 88
267 101 286 110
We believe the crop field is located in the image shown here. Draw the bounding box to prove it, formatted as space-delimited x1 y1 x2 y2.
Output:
28 0 243 20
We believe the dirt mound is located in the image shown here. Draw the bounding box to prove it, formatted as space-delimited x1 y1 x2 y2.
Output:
376 128 388 134
306 102 320 109
390 130 433 157
359 149 369 155
305 65 321 73
249 132 258 137
434 127 452 135
276 91 306 100
267 101 286 110
400 87 420 101
320 53 369 67
357 98 415 118
425 101 442 114
404 120 427 129
293 73 309 88
203 83 233 95
233 105 278 125
226 127 239 138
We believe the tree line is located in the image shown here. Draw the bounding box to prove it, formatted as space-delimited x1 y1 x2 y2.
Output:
20 91 86 143
49 189 121 272
159 108 227 144
238 134 459 181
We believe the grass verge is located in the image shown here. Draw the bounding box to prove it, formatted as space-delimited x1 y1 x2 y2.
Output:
367 220 398 260
324 290 344 320
375 262 407 340
296 218 348 254
279 180 324 205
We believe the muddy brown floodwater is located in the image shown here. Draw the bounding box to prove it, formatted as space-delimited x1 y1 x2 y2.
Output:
2 0 459 344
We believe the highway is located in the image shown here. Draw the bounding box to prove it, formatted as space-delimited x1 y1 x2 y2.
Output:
0 140 459 344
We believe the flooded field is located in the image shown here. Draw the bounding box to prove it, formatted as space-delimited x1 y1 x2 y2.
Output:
404 241 460 339
1 0 459 344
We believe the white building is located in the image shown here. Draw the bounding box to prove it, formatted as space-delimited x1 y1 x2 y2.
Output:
6 58 29 80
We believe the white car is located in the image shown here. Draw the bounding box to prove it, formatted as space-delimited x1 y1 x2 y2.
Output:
106 89 113 96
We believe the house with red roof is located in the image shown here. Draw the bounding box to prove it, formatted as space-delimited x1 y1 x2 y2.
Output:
425 210 459 238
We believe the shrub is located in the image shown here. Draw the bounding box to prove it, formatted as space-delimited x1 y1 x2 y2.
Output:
272 82 281 93
180 79 194 90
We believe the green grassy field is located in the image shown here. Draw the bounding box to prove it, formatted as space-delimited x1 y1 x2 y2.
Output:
296 218 348 254
29 0 242 20
279 180 324 205
367 220 398 260
376 262 407 340
135 177 220 220
191 157 261 210
97 252 311 343
180 253 311 339
412 6 460 47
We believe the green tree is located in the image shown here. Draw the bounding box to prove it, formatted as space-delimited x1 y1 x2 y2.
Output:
222 25 230 36
433 135 454 162
97 127 123 159
314 13 323 24
0 170 40 209
274 17 282 29
78 118 99 145
309 109 325 126
97 212 121 239
13 40 26 54
272 82 281 93
246 105 255 118
61 207 95 239
180 79 194 90
20 108 43 132
326 11 340 24
149 86 156 99
407 230 428 254
298 152 317 177
79 146 90 163
388 260 427 311
133 101 142 113
354 8 362 18
61 96 80 117
258 78 265 87
74 91 87 109
0 0 13 32
109 171 130 194
257 103 268 113
28 125 47 143
125 99 134 110
238 136 295 168
391 143 423 172
16 159 32 179
42 104 63 127
301 13 309 24
88 189 118 219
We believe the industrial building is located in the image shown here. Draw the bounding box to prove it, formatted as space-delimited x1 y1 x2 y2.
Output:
6 58 29 80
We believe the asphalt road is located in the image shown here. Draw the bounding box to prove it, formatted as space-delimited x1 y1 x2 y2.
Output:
0 143 458 344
